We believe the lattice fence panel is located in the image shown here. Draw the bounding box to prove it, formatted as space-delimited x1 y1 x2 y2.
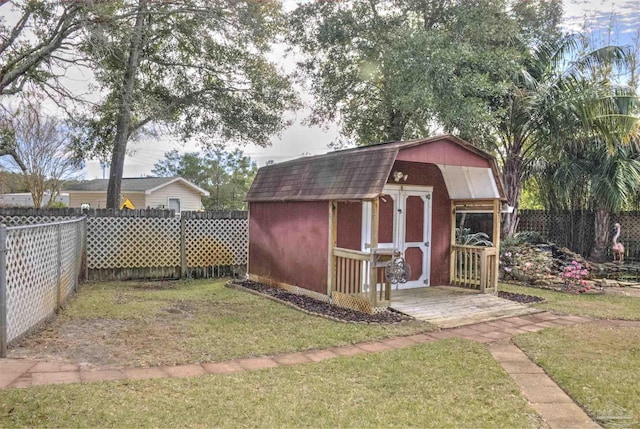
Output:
185 218 248 267
59 222 81 302
6 226 59 343
0 215 71 227
87 217 180 269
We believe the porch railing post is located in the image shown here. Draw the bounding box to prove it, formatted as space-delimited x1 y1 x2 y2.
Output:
369 198 379 307
449 201 456 284
0 224 7 357
327 202 337 296
479 248 487 293
492 199 501 294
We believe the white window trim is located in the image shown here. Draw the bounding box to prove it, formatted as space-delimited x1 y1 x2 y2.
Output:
167 197 181 215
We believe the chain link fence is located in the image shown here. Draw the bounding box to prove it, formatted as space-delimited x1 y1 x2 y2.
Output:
0 217 87 356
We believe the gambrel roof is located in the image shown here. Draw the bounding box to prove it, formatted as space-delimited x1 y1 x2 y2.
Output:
246 134 505 202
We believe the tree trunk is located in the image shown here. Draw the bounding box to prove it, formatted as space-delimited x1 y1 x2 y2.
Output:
501 149 523 237
106 0 147 208
589 209 610 262
385 109 406 142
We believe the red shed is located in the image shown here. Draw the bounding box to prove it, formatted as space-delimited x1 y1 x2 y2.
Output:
246 135 506 313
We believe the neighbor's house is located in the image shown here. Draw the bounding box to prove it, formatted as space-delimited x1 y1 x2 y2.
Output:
64 177 209 211
0 192 69 207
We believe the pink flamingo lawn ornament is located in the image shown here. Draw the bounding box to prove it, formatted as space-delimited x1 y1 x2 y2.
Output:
612 223 625 263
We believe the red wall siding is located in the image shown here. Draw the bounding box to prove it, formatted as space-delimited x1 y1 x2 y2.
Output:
337 201 362 250
249 201 329 294
396 139 491 168
387 161 452 286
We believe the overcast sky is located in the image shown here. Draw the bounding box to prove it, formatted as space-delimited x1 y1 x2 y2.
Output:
5 1 639 179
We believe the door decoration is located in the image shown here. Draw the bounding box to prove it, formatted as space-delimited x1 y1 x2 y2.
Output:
385 255 412 284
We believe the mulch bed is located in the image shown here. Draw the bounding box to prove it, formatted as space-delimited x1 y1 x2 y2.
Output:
231 280 414 324
498 291 545 304
232 280 543 322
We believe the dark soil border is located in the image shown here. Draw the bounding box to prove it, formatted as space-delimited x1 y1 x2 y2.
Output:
497 290 545 304
228 280 415 324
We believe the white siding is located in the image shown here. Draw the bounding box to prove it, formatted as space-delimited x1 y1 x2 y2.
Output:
144 181 203 212
68 192 145 209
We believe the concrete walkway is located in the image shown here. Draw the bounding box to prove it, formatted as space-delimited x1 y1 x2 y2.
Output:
0 311 599 428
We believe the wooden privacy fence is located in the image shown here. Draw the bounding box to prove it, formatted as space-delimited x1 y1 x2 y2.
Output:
518 210 640 260
0 208 248 281
0 217 87 356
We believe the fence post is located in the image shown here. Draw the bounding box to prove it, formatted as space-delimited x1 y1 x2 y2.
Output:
56 223 62 311
74 220 80 292
83 217 88 281
180 215 187 279
0 224 7 357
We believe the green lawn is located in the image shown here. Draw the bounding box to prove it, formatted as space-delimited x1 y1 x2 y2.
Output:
0 339 542 428
500 282 640 320
515 323 640 428
10 279 434 367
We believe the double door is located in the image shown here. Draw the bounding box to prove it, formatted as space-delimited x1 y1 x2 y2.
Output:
363 185 433 289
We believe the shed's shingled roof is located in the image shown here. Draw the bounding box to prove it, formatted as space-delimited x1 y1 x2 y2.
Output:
246 134 502 202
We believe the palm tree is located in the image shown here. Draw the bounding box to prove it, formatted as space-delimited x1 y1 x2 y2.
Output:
493 35 635 237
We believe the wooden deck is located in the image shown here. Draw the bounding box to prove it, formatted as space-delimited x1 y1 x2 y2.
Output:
390 286 542 328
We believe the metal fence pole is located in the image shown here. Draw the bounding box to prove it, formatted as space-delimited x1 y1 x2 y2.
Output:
0 224 7 357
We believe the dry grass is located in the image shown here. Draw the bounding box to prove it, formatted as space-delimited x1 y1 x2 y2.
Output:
0 339 543 428
515 323 640 428
9 279 435 367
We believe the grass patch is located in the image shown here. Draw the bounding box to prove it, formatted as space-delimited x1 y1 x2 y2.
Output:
499 282 640 320
0 339 542 428
11 279 434 367
515 324 640 427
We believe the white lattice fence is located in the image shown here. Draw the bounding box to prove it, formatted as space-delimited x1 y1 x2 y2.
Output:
0 217 87 353
185 218 248 267
87 217 180 269
0 215 70 227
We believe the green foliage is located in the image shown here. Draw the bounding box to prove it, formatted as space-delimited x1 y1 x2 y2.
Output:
0 171 27 194
0 2 90 96
288 0 525 147
497 35 639 235
70 0 297 207
455 227 493 246
152 149 257 210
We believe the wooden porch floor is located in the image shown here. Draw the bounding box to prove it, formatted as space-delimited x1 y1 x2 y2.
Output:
390 286 543 328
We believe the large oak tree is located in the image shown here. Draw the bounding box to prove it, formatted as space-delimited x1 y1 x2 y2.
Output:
72 0 296 208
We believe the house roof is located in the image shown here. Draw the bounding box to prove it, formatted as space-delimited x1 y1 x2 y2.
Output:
64 177 210 196
246 134 505 202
